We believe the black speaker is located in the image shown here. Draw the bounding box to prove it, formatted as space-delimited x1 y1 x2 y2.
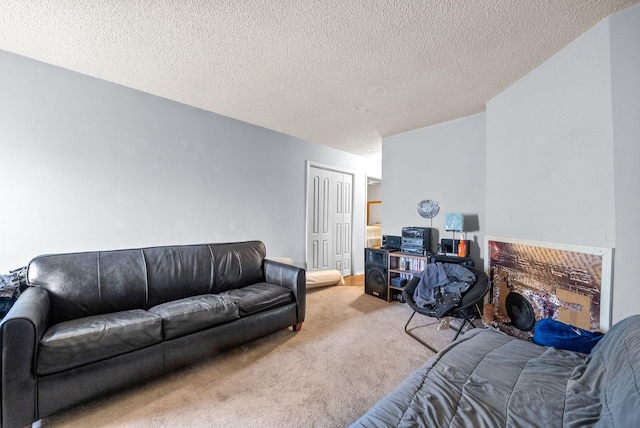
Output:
365 248 389 300
505 292 536 331
381 235 401 250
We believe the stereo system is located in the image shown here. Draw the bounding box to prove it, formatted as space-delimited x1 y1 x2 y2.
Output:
401 227 431 255
364 248 390 300
365 229 474 302
401 227 430 239
381 235 401 250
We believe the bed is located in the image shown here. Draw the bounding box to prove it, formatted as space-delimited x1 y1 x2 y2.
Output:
366 223 382 248
350 315 640 427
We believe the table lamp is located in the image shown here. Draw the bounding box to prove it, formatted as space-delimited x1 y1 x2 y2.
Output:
444 213 464 254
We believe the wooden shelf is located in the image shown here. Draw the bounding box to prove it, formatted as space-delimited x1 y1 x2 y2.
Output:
386 252 429 302
385 251 476 301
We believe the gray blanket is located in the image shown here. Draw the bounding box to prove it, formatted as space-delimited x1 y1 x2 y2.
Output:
350 315 640 427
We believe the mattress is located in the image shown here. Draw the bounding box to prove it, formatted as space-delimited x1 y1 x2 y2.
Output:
350 328 586 427
351 315 640 427
366 224 382 248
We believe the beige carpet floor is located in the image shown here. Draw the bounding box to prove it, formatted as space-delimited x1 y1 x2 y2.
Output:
40 283 463 428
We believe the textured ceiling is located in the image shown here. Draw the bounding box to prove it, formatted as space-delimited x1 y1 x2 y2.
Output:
1 1 638 159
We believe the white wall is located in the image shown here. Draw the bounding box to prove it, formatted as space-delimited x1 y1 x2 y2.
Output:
0 50 380 273
382 4 639 323
486 18 615 247
382 113 486 262
610 4 640 322
367 182 382 202
486 5 640 323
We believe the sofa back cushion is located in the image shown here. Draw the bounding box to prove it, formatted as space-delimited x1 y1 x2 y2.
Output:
27 241 266 325
27 249 148 325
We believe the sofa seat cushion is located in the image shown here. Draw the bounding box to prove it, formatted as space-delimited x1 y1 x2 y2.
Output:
37 309 162 376
220 283 293 316
149 294 239 340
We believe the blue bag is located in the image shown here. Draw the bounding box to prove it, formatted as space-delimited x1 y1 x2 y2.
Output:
533 318 604 354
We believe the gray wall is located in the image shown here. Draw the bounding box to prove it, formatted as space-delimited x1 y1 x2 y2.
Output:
382 4 640 323
486 15 615 247
367 182 382 202
487 5 640 324
610 5 640 322
0 50 380 273
382 113 486 262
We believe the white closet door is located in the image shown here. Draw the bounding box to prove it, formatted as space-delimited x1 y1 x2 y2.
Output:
307 166 353 276
339 172 352 276
307 166 331 270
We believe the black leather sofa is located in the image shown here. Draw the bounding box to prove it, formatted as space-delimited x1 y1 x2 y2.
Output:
0 241 305 428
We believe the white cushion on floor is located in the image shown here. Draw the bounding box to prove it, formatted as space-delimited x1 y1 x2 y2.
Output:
306 270 343 287
267 257 343 287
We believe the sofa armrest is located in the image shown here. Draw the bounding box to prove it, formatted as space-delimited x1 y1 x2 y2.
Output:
0 286 50 428
264 260 306 327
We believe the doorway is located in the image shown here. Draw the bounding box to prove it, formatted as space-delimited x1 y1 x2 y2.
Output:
306 163 353 277
366 177 382 248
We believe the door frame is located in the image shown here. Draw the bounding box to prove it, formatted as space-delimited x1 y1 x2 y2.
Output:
366 175 382 250
305 161 355 274
366 175 382 226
